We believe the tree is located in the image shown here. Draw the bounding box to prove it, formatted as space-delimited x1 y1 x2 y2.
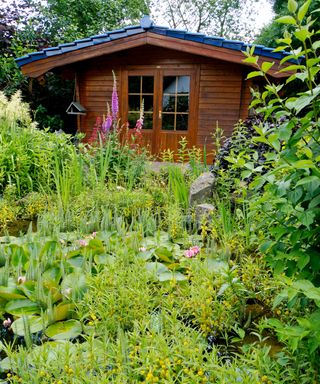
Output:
256 0 320 47
151 0 261 41
0 0 150 131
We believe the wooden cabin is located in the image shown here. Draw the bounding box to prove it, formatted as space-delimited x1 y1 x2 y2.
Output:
16 16 292 158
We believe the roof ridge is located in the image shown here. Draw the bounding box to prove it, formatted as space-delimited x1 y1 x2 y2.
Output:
15 17 296 68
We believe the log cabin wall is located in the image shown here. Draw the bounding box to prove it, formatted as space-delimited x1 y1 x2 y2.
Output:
75 45 251 157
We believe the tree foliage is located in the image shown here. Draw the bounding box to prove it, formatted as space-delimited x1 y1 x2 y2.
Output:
255 0 320 47
151 0 261 41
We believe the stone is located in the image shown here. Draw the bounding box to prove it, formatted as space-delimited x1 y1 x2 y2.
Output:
195 203 215 221
189 172 215 205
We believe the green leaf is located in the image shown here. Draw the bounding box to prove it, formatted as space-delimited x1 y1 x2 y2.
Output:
297 0 311 21
246 71 264 79
242 56 259 65
158 271 187 282
145 262 169 275
297 253 310 270
154 247 175 263
293 160 315 169
12 315 47 336
287 188 303 204
52 303 75 322
0 286 26 300
5 299 40 316
276 16 297 25
294 29 310 42
279 64 305 73
288 0 298 12
296 175 319 186
309 193 320 209
45 320 82 340
297 210 316 228
261 61 274 73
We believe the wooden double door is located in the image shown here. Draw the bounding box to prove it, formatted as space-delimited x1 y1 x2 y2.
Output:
121 66 198 156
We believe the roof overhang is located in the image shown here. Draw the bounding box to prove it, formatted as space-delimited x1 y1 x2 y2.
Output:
18 31 294 79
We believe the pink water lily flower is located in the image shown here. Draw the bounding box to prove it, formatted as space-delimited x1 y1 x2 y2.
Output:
79 239 88 247
184 245 201 258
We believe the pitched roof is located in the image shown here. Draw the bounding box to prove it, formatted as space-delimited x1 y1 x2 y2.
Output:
15 16 293 73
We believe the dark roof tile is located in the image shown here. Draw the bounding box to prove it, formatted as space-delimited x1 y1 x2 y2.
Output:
15 17 297 68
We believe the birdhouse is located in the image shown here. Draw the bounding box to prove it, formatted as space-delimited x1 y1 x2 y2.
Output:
66 101 87 115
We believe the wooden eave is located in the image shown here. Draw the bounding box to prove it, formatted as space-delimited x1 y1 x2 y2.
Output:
20 31 293 79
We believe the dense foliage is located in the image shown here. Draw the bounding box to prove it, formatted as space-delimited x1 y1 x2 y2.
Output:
0 1 319 382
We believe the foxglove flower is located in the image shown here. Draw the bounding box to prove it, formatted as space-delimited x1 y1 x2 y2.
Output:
111 71 119 119
102 103 112 133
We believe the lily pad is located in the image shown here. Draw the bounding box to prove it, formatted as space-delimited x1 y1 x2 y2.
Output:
158 271 187 282
12 315 47 336
0 286 26 300
5 299 40 316
154 247 175 263
52 303 75 322
145 262 169 275
94 253 115 265
45 320 82 340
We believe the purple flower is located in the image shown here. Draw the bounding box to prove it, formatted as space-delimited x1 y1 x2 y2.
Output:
111 71 119 119
102 114 112 133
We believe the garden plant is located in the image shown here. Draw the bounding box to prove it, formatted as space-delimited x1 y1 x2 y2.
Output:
0 1 319 383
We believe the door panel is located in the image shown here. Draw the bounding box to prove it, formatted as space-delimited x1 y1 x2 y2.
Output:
122 67 198 157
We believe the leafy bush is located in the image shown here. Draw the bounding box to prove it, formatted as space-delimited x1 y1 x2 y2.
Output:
240 0 320 374
212 114 276 198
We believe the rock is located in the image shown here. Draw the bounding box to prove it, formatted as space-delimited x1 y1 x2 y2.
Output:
189 172 215 205
195 203 215 221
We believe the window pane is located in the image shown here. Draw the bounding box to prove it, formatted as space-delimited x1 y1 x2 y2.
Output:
162 114 175 130
129 95 140 111
142 76 154 93
163 76 176 94
177 96 189 112
144 113 153 129
143 95 154 112
176 114 188 131
128 76 140 93
128 112 140 128
162 95 175 112
177 76 190 94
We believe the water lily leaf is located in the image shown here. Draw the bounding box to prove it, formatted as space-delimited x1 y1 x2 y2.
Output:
0 286 26 300
0 357 12 372
18 281 36 300
158 271 187 282
61 273 87 299
42 266 62 283
206 259 229 273
145 262 169 275
136 250 154 261
154 247 174 263
52 303 76 322
94 253 115 265
88 239 104 254
45 320 82 340
67 255 84 268
5 299 40 316
12 315 47 336
43 281 63 303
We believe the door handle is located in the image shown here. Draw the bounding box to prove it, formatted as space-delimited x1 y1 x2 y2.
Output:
158 110 162 119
